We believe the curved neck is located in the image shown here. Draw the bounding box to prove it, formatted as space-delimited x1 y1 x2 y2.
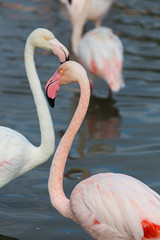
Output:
71 0 92 54
48 72 90 221
24 38 55 166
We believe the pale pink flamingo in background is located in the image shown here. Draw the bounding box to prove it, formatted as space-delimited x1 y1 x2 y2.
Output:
0 28 69 188
60 0 114 27
46 60 160 240
73 27 125 93
71 0 125 94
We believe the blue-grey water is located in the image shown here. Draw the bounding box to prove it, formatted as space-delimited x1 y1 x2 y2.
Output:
0 0 160 239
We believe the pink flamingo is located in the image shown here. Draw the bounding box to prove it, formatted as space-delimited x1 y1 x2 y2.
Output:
46 60 160 240
0 28 69 188
60 0 113 27
70 0 124 93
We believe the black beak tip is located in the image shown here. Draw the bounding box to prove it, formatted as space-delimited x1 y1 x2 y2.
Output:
60 55 69 65
47 96 55 108
66 56 69 61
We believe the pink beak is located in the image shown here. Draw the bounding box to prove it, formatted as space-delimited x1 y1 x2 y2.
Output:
45 72 61 108
49 38 69 64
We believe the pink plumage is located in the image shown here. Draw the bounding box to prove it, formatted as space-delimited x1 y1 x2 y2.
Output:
46 61 160 240
71 173 160 239
68 0 125 94
77 27 125 92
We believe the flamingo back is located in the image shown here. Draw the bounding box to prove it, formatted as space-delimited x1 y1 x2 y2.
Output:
78 27 125 92
70 173 160 240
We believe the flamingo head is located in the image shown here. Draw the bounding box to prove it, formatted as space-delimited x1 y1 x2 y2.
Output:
28 28 69 63
45 61 87 108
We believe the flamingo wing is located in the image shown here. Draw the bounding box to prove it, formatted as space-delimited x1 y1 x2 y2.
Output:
70 173 160 240
78 27 125 92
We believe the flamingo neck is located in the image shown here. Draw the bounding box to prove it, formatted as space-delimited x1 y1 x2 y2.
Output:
48 72 90 221
71 0 92 55
24 38 55 170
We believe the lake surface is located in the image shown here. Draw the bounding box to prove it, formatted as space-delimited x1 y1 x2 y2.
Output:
0 0 160 239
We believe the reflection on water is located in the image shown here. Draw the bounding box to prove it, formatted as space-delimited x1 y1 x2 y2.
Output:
85 95 121 140
64 168 91 180
69 92 121 159
0 0 160 239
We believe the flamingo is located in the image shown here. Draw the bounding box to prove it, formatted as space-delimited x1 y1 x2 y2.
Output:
0 28 69 188
60 0 114 27
46 60 160 240
71 0 125 93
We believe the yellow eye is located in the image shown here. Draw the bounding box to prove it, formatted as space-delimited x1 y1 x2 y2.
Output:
45 36 50 40
59 70 63 74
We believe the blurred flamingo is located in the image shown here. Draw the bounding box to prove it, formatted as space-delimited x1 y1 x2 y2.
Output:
60 0 113 27
46 60 160 240
70 0 124 94
73 27 124 93
0 28 69 188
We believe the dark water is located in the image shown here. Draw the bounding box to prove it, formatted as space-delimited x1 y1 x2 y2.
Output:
0 0 160 239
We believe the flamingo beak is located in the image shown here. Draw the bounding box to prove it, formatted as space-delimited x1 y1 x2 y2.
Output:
49 38 69 64
45 72 61 108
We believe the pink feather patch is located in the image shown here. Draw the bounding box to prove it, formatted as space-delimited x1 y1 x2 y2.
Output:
90 59 99 75
93 218 100 225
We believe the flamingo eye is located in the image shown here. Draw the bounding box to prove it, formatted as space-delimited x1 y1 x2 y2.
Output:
59 70 63 74
45 36 50 40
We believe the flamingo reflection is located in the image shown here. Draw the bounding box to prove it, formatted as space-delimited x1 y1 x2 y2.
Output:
66 92 121 158
71 93 121 140
64 168 90 180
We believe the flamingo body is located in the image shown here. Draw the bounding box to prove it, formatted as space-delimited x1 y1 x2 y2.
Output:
60 0 113 27
0 28 69 188
46 61 160 240
70 1 125 93
0 126 35 186
70 173 160 240
77 27 124 92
